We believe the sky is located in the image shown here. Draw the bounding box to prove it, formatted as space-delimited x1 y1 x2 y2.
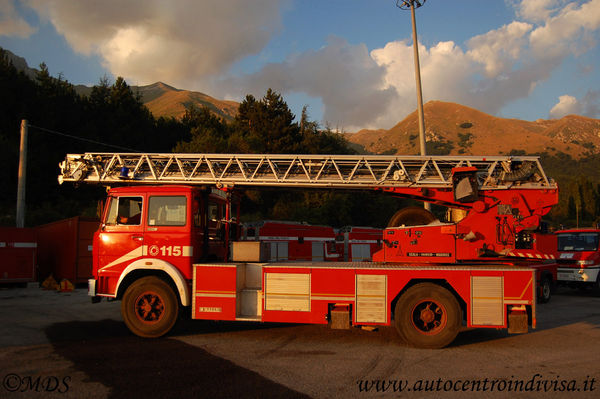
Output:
1 0 600 131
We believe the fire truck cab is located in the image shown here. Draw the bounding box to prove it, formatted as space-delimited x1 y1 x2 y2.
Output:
90 185 235 300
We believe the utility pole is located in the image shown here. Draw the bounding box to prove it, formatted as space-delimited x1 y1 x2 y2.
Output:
397 0 429 209
16 119 28 228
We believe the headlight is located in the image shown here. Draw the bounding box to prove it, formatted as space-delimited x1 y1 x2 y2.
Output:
577 260 595 266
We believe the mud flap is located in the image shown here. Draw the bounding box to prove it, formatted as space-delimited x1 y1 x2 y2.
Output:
330 305 350 329
508 311 528 334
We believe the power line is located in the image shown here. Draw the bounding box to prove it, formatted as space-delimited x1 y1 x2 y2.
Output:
28 124 141 153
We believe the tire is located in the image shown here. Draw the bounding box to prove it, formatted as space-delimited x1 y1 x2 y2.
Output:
394 283 461 349
388 206 437 228
121 276 179 338
538 277 552 304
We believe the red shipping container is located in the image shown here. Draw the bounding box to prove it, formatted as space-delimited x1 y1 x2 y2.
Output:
36 216 99 283
0 227 37 283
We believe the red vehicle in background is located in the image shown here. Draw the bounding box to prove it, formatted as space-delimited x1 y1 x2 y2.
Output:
337 226 383 262
241 221 340 261
0 227 37 284
556 228 600 290
241 222 384 262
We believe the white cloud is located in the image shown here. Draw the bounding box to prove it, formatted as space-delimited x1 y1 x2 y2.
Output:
22 0 285 88
466 22 532 77
370 40 477 128
0 0 35 37
512 0 564 23
550 91 600 118
218 37 398 130
550 95 581 118
529 0 600 59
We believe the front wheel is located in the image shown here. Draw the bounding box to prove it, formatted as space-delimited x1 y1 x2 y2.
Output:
121 276 179 338
538 277 552 304
394 283 461 349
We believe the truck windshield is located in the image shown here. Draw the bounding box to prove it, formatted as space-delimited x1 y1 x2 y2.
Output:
557 232 599 251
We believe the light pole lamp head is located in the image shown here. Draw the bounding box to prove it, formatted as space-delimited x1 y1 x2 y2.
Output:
396 0 426 10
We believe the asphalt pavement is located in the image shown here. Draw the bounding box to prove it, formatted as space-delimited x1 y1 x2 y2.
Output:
1 285 600 398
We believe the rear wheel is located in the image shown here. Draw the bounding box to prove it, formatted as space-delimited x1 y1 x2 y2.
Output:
387 206 437 228
121 276 179 338
394 283 461 349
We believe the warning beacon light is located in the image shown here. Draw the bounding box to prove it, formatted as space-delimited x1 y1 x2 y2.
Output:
119 166 129 179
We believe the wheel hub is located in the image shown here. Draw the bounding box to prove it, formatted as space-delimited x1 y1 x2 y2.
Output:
134 292 165 324
419 304 436 324
411 299 447 335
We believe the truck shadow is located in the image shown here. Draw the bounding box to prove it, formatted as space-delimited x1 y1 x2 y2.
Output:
173 317 301 336
44 320 311 399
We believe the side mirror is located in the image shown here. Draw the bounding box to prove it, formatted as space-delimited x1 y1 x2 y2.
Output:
452 168 479 203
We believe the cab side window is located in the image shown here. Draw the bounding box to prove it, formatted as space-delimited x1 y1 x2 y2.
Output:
105 196 143 226
208 202 219 222
148 196 187 226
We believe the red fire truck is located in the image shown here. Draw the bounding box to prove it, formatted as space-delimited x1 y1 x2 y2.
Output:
59 153 559 348
556 228 600 290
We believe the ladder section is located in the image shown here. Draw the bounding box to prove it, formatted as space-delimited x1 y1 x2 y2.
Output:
58 152 554 189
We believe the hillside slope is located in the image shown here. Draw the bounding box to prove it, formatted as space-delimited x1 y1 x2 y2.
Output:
139 82 239 120
349 101 600 158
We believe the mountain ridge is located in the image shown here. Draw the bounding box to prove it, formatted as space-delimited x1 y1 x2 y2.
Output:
348 100 600 159
139 82 238 120
1 47 238 121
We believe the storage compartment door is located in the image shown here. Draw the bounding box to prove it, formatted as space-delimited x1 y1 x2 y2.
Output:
471 275 504 326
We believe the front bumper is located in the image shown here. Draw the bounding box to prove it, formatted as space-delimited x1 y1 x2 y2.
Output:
88 279 101 303
88 279 96 296
557 267 600 283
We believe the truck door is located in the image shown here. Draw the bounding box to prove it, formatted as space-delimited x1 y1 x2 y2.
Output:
312 241 325 261
97 195 145 288
143 193 193 279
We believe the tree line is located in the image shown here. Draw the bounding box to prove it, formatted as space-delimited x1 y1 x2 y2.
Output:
539 152 600 229
0 50 406 228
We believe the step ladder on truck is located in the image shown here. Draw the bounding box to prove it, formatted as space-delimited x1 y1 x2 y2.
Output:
58 152 559 348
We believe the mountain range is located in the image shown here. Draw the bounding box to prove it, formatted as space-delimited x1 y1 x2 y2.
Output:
4 47 599 158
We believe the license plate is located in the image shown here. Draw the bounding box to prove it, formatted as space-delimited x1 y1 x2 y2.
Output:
558 271 578 281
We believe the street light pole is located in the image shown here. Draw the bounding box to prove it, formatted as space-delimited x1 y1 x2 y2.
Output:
397 0 427 157
397 0 430 210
